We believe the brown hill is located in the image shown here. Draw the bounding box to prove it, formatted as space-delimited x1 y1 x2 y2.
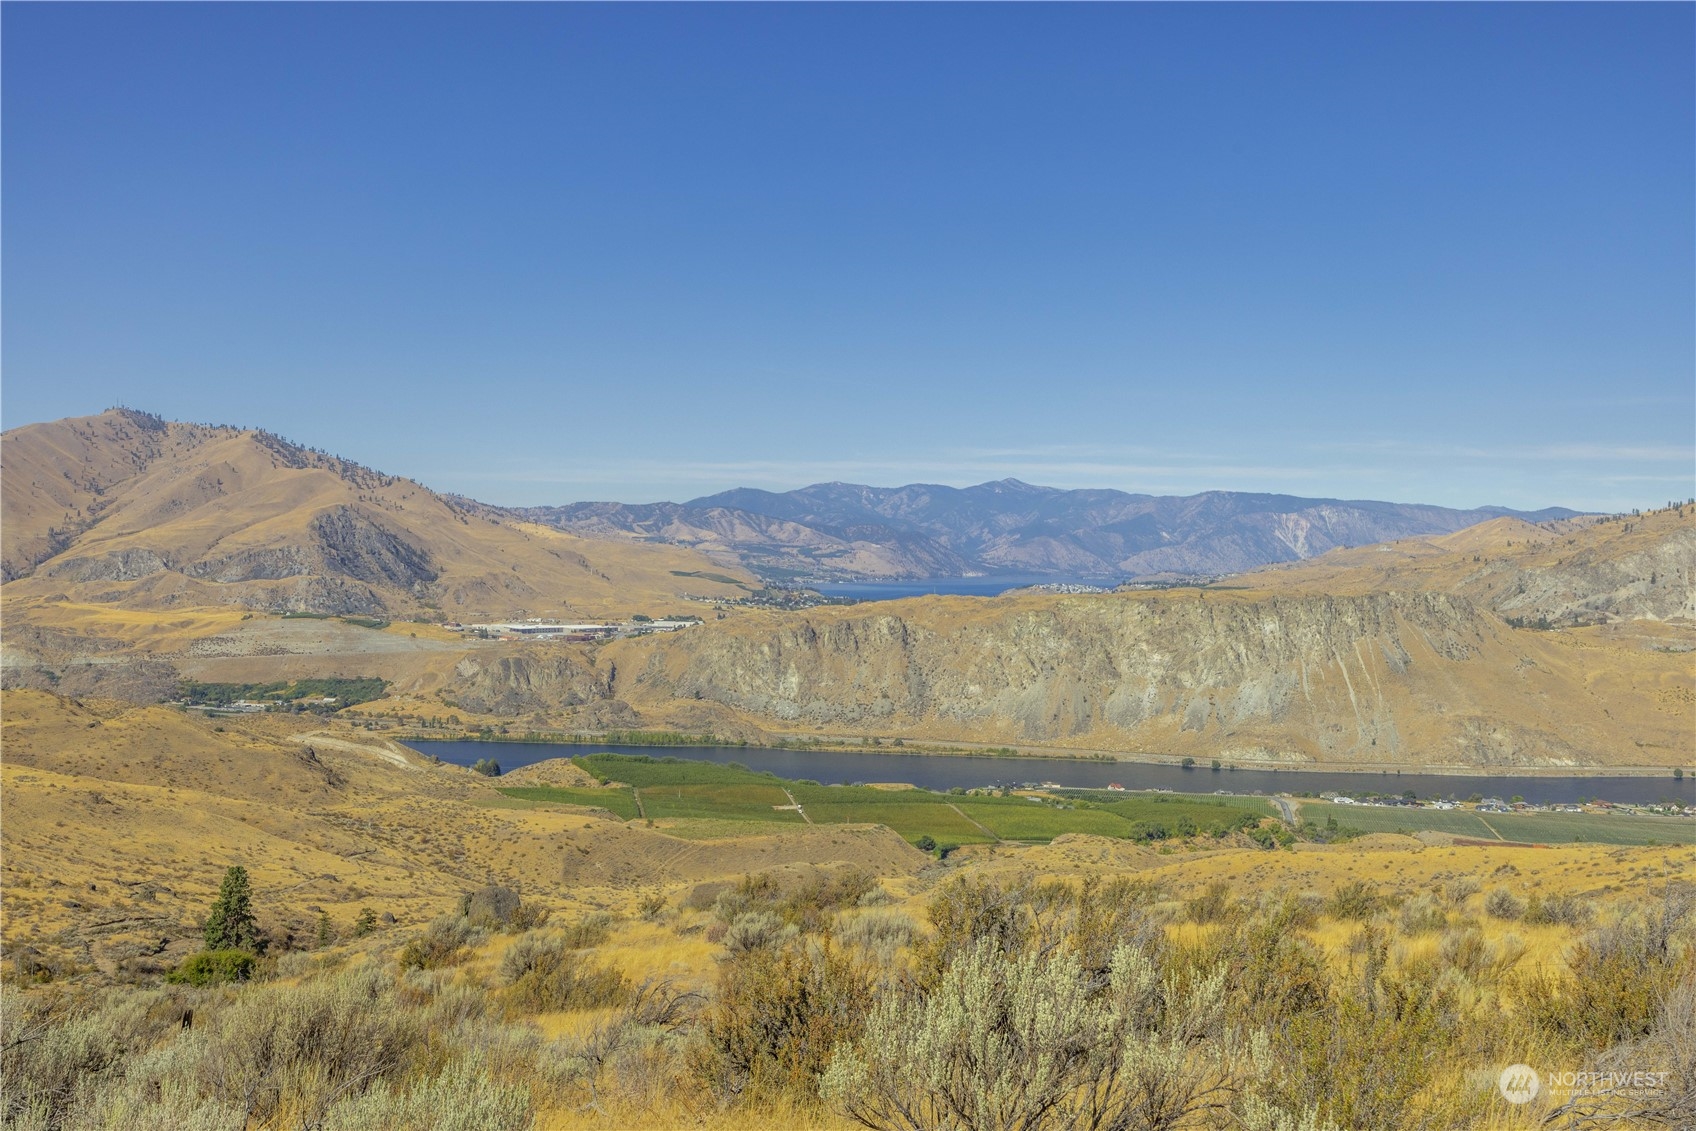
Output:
588 505 1694 769
3 409 1687 774
0 689 350 803
1252 507 1695 624
1 408 754 619
0 689 921 979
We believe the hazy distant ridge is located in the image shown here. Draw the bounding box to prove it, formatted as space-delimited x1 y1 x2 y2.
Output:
521 479 1583 581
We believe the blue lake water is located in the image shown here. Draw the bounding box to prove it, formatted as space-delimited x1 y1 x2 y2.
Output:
403 740 1693 806
809 576 1115 600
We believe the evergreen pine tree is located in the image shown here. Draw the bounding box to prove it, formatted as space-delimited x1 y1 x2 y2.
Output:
204 865 260 952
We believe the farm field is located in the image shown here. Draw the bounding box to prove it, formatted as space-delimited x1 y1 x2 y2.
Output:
1293 799 1696 845
496 756 1290 847
575 754 773 789
799 801 993 845
493 785 641 820
955 798 1138 841
639 783 805 824
492 756 1696 847
1090 793 1276 827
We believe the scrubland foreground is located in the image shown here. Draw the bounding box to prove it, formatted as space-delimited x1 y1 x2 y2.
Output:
3 692 1694 1130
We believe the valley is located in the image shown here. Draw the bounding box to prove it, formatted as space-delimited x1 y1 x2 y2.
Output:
6 8 1690 1127
5 411 1691 776
2 410 1691 1130
4 686 1692 1129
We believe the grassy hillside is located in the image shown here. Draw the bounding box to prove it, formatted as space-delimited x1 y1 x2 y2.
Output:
3 686 1692 1129
1254 504 1696 624
1 408 756 620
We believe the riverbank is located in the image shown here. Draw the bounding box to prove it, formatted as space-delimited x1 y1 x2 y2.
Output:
398 727 1687 780
404 738 1693 806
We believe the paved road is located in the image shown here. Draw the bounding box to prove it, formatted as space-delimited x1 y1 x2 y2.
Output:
1272 796 1297 824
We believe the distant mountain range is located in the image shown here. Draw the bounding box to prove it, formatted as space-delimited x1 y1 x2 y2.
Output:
519 481 1584 582
0 408 754 618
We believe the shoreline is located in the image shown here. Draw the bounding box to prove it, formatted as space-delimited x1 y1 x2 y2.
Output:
396 731 1689 781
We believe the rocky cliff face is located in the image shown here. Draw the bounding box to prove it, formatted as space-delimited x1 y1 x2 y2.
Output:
449 650 615 716
608 585 1686 767
1483 526 1696 624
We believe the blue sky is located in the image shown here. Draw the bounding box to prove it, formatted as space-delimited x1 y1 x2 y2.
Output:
4 4 1691 512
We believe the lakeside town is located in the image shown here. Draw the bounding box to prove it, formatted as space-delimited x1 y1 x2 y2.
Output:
446 616 703 641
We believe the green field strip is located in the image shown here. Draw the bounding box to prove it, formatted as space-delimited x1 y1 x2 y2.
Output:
802 800 993 844
954 799 1137 843
1296 801 1696 845
494 786 641 820
638 783 805 823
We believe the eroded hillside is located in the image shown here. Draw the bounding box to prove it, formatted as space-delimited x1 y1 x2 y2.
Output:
1 408 754 619
592 506 1695 768
606 587 1688 767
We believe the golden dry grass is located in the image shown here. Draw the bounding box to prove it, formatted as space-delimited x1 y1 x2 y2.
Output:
2 409 758 623
0 690 920 980
4 686 1689 1130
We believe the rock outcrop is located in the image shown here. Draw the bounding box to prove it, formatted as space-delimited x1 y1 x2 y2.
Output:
449 650 616 716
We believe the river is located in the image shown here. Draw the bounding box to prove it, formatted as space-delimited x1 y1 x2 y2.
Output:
402 740 1692 806
808 576 1113 600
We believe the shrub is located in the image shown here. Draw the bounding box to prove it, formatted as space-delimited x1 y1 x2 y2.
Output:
1443 876 1480 905
1523 892 1592 927
498 932 629 1016
710 868 878 936
1438 926 1489 978
823 938 1240 1131
1186 880 1234 924
166 949 256 987
835 910 919 964
1517 887 1693 1049
724 912 796 956
0 983 159 1128
1197 897 1330 1030
914 835 937 853
917 877 1031 986
712 873 782 925
553 913 613 950
313 1051 532 1131
1484 888 1525 921
696 941 872 1101
1271 975 1454 1131
399 915 483 970
470 758 502 777
683 881 731 912
1325 880 1382 921
1246 822 1294 849
1397 895 1448 936
192 961 426 1126
1436 926 1525 984
782 867 879 933
1065 875 1165 977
